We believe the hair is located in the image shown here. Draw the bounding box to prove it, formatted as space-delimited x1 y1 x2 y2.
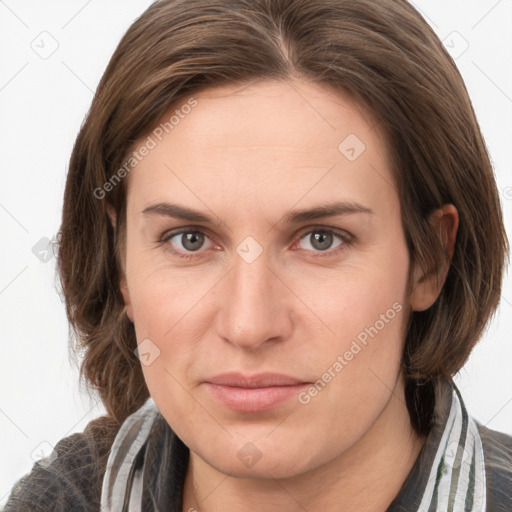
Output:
57 0 508 437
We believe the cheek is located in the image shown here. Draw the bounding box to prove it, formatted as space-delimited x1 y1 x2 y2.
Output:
127 264 214 399
130 277 196 369
293 286 407 453
306 248 409 348
299 241 410 404
127 253 206 336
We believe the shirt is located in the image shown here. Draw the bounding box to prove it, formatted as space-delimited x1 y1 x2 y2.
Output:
3 378 512 511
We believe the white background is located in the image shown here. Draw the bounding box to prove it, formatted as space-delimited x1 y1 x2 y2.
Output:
1 0 511 506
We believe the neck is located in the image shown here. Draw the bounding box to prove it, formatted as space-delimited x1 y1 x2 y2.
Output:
182 375 427 512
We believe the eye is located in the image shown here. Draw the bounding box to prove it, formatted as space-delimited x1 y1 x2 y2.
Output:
160 228 216 260
159 226 352 261
294 227 351 258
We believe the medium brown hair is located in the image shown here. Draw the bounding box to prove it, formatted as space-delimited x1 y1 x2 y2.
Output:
57 0 509 435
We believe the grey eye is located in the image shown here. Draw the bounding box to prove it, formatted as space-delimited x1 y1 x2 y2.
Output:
172 231 207 252
298 230 344 252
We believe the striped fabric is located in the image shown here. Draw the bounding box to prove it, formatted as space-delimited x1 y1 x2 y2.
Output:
99 379 488 512
417 385 486 512
100 398 158 511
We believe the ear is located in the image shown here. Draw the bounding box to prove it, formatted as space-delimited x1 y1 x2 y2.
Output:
120 278 135 323
410 204 459 312
106 204 134 322
106 203 117 229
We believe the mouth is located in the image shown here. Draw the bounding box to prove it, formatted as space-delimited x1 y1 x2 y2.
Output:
203 372 310 413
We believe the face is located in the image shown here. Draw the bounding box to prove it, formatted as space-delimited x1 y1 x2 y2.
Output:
115 79 430 479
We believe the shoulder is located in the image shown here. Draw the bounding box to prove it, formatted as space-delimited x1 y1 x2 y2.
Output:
2 415 120 512
477 421 512 467
475 421 512 512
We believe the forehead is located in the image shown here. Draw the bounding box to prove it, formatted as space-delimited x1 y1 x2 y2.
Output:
125 79 396 215
154 79 383 158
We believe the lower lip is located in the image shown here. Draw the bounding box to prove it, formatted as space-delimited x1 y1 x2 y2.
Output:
204 383 309 412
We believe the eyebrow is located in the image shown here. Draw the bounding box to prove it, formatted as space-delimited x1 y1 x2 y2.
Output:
141 200 374 225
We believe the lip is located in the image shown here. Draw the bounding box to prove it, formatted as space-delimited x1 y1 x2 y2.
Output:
203 372 310 412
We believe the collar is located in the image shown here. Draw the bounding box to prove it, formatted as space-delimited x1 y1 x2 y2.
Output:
386 378 486 511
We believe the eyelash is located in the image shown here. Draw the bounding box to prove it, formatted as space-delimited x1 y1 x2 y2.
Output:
158 226 353 261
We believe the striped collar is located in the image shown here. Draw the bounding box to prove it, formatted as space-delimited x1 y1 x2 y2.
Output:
386 378 486 511
100 378 486 511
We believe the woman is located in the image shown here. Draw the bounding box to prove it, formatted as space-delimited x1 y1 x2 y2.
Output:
4 0 511 510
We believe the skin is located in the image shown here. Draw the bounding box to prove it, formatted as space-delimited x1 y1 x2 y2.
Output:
107 78 458 512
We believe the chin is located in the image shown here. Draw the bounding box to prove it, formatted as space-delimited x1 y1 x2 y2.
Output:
208 451 309 480
194 433 323 480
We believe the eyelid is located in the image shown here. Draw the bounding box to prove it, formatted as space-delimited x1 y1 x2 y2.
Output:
294 225 353 243
158 226 218 246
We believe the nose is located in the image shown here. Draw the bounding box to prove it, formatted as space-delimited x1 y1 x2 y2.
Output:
214 247 294 350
